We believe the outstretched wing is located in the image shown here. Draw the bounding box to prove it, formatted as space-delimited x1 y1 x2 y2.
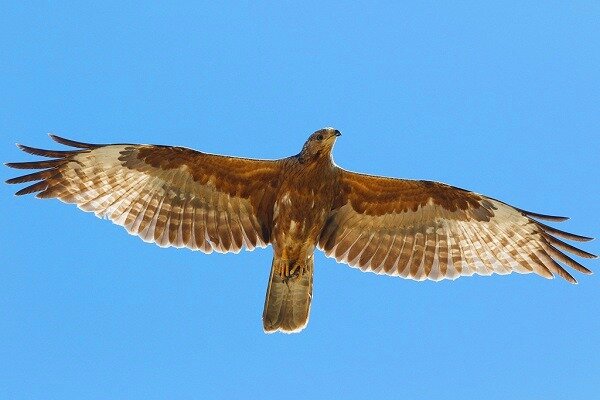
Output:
7 135 282 253
318 169 596 283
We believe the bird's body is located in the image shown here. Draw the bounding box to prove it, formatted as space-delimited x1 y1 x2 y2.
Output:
265 132 340 331
6 128 596 333
272 154 337 263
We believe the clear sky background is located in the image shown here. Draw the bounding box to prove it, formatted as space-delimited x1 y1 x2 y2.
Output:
1 2 599 399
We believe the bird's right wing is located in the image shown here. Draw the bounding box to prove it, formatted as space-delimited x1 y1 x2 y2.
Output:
318 168 595 283
7 135 282 253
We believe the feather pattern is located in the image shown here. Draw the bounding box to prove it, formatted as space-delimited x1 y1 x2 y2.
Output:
318 169 596 283
7 135 281 254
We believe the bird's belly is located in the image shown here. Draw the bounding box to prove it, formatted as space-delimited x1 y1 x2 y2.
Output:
271 191 329 260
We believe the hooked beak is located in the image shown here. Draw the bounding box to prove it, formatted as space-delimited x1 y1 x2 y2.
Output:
334 130 342 137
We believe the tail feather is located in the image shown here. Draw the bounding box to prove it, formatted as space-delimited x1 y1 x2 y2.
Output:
263 257 313 333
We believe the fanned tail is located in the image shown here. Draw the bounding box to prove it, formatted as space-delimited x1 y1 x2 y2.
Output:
262 256 313 333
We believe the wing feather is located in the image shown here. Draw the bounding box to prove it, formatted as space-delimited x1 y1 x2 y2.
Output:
397 234 415 278
180 196 194 247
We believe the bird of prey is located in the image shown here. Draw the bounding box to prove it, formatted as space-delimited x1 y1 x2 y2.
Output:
6 128 596 333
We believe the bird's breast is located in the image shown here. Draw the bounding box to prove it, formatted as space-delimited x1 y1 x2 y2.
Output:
271 174 335 258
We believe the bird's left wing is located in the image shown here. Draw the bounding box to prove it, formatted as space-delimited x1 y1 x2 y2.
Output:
318 168 596 283
7 135 282 253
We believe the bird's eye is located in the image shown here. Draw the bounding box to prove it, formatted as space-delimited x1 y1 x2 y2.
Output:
317 134 324 140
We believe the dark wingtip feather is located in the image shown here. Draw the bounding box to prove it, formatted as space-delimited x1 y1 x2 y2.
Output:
15 144 78 158
546 245 594 275
544 234 597 259
48 134 99 149
6 176 26 184
561 271 578 284
536 221 594 242
517 208 569 222
555 263 578 284
5 159 65 170
14 181 48 196
6 170 54 184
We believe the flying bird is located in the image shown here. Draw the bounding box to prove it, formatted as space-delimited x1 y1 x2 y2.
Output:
6 128 596 333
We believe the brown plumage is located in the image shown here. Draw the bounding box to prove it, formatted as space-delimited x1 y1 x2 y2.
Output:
6 128 597 333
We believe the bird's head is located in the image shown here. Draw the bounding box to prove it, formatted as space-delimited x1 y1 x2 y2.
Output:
299 127 341 162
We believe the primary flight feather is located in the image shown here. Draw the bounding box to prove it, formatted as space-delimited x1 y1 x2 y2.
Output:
6 128 596 333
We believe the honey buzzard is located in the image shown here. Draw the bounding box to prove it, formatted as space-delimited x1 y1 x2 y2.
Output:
6 128 596 333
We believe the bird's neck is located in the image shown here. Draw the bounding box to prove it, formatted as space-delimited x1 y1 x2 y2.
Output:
297 150 332 165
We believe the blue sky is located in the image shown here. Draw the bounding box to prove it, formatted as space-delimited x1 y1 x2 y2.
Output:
1 2 599 399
